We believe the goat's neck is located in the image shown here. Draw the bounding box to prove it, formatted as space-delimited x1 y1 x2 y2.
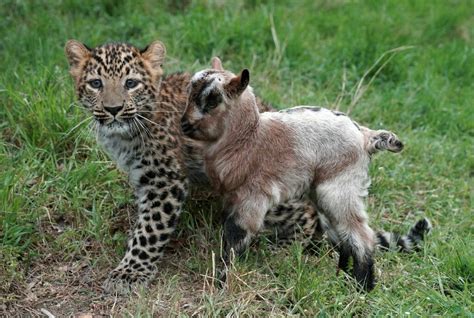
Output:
224 93 260 146
204 93 263 192
206 93 260 162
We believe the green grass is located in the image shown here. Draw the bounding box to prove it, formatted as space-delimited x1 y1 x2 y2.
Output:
1 0 472 316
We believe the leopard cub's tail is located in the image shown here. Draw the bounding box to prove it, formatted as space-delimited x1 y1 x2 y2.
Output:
375 218 432 252
361 127 404 155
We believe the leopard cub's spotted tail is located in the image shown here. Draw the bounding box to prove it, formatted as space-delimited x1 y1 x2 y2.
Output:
375 218 432 252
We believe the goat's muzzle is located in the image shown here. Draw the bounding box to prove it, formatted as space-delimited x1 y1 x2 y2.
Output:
180 117 195 138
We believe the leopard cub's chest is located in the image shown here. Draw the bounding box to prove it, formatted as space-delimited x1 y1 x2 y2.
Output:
98 134 140 172
97 128 184 188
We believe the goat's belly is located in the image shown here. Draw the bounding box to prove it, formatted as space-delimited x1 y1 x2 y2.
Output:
266 172 313 205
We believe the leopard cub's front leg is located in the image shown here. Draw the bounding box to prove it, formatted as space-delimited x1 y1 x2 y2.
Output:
103 156 188 294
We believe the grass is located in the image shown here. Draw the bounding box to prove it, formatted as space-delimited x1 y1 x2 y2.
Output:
0 0 472 316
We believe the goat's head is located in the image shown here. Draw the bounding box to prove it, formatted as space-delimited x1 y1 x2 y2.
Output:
181 57 250 142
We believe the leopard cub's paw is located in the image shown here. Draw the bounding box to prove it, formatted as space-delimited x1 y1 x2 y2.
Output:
102 265 156 295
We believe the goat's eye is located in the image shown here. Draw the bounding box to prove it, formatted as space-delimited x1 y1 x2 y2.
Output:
125 79 139 89
205 92 222 111
88 79 102 89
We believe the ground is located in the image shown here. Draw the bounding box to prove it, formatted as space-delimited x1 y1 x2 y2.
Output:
0 0 472 316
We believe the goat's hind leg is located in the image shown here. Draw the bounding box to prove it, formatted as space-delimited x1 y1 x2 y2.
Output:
314 172 376 291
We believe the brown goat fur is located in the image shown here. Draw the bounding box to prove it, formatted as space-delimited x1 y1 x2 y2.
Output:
181 58 405 291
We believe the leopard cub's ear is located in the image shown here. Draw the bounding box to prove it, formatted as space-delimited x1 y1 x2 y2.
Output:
211 56 224 71
65 40 91 77
64 40 91 82
141 41 166 75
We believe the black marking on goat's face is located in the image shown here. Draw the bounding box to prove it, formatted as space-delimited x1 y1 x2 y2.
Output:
182 70 230 141
203 89 223 112
188 70 224 112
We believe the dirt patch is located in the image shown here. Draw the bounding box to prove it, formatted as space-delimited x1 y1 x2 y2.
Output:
1 239 208 317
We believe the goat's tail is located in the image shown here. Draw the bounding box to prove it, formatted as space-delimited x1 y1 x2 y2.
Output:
375 218 432 252
360 126 404 155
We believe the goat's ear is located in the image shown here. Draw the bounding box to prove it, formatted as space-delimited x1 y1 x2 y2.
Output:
211 56 224 71
225 69 250 97
141 41 166 74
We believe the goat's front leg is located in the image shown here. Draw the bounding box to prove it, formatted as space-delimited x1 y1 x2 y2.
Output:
103 163 188 294
220 194 270 281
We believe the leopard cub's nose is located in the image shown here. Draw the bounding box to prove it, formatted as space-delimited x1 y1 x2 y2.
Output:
104 105 123 116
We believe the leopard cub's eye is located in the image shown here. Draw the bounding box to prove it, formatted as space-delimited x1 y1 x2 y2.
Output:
125 79 139 89
88 79 103 89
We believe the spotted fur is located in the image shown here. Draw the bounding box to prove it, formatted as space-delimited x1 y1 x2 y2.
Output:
65 40 190 293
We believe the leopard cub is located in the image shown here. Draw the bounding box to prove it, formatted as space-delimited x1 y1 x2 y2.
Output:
65 40 188 292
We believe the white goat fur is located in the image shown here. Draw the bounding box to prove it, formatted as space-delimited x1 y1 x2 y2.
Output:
181 60 404 290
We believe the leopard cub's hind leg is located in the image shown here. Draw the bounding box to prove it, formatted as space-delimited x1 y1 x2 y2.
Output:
263 199 320 250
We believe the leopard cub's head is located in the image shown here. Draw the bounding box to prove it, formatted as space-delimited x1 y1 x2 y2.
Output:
65 40 166 135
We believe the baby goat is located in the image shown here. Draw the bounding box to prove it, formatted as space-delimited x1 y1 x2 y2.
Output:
181 58 404 291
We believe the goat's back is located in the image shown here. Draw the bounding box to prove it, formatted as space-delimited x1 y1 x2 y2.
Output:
261 107 368 184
